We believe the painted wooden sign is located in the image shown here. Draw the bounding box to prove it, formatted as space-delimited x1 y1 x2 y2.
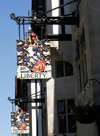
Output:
17 32 52 79
11 108 29 134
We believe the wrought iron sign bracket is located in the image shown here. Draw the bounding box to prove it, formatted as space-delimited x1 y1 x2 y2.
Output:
8 90 45 105
84 79 100 89
8 97 45 104
10 0 80 27
83 79 100 127
10 0 81 39
10 15 79 26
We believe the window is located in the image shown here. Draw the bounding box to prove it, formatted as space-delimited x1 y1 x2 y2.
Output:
38 0 43 5
75 29 88 92
58 101 65 114
59 116 66 133
57 100 76 134
56 61 73 78
75 30 85 61
38 10 43 14
60 0 65 34
65 62 73 76
38 5 43 8
56 61 64 77
37 0 45 14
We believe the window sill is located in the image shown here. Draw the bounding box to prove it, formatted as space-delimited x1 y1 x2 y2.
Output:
58 133 76 136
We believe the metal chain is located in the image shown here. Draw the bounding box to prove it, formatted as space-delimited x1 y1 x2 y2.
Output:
45 24 47 40
23 18 25 40
41 18 43 39
23 24 25 40
18 18 21 40
12 102 13 112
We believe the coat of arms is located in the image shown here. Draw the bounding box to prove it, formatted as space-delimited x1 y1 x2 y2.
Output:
11 108 29 134
17 32 51 72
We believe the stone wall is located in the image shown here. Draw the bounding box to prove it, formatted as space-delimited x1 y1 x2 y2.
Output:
70 0 100 136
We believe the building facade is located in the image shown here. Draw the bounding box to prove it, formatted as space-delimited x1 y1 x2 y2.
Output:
70 0 100 136
15 0 100 136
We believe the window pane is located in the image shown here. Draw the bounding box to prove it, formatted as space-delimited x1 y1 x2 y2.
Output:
81 30 85 54
65 62 73 76
59 116 66 133
67 99 74 113
37 0 45 14
38 10 43 13
82 61 85 89
75 40 80 60
58 101 65 114
84 55 88 81
38 0 43 5
68 115 76 133
75 47 79 60
56 61 64 77
78 65 82 92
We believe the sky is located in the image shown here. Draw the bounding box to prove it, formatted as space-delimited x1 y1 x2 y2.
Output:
0 1 31 136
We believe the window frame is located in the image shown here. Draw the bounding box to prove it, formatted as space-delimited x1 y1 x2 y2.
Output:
56 60 64 78
57 99 76 134
75 29 88 93
55 60 73 78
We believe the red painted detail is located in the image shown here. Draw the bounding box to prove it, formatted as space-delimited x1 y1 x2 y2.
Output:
19 123 26 130
19 108 21 112
31 59 45 72
29 44 37 47
30 32 36 41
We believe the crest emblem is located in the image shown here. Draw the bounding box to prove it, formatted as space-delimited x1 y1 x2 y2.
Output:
11 108 29 133
17 32 51 72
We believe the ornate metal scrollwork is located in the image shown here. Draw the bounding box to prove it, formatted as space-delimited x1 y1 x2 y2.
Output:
84 79 100 89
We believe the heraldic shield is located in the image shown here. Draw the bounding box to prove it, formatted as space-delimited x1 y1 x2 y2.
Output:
17 32 51 72
11 108 29 134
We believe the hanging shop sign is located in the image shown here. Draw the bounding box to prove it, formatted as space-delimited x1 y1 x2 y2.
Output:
17 32 52 79
11 108 29 134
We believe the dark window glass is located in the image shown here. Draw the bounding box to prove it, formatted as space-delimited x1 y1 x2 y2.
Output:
78 65 82 92
59 116 66 133
58 101 65 114
38 0 43 5
81 30 85 54
82 61 84 88
38 10 43 13
75 30 85 60
75 47 79 60
37 0 45 15
60 0 65 34
65 62 73 76
56 61 64 77
58 99 76 134
76 40 80 60
38 5 43 8
67 99 74 113
68 115 76 133
84 55 88 81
